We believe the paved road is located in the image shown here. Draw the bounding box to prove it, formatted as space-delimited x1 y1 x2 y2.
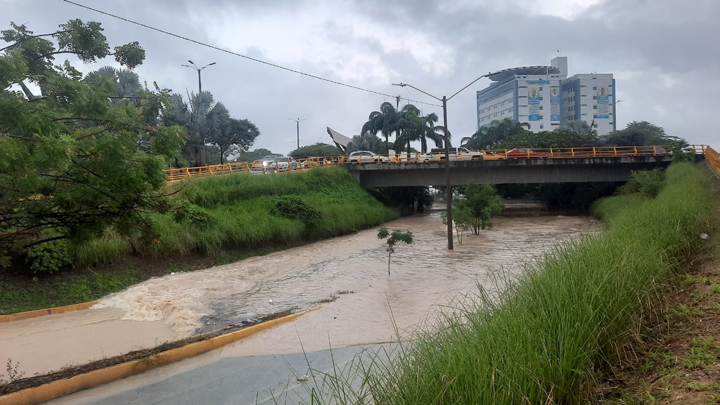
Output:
47 344 394 405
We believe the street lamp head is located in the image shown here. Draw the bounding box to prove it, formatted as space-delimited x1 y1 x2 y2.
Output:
209 62 216 66
391 83 406 87
188 59 194 64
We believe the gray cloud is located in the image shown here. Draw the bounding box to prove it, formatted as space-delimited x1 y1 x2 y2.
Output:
3 0 719 152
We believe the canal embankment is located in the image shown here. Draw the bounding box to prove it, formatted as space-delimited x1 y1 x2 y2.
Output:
346 162 717 405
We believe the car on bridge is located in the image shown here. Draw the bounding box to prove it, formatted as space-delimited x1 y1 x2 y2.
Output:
420 147 483 162
253 156 299 173
346 151 389 164
505 148 548 158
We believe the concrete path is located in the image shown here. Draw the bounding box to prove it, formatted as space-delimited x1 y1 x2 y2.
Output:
46 344 393 405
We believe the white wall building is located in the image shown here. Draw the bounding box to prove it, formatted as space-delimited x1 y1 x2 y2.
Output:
476 57 616 135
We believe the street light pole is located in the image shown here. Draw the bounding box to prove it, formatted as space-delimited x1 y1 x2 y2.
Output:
181 60 217 93
393 70 494 250
288 118 306 149
441 96 453 250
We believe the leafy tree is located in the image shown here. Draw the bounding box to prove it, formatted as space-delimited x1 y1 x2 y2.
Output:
208 118 260 164
0 20 185 267
346 132 383 153
600 120 671 146
377 227 413 275
495 129 598 150
289 143 342 158
457 182 504 234
441 207 472 244
237 148 278 162
560 120 597 136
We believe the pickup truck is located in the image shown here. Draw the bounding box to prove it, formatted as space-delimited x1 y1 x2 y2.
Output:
420 147 483 162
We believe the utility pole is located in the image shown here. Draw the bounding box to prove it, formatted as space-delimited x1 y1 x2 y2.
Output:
288 118 306 150
393 70 495 250
181 60 216 93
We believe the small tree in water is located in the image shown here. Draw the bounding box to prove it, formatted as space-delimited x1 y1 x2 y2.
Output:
459 182 504 234
377 228 413 275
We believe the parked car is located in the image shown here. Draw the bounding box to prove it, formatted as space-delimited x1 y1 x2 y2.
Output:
420 147 483 162
505 148 548 158
346 151 389 163
262 156 299 172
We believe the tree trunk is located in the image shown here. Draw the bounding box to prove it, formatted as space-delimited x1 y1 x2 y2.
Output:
387 253 391 275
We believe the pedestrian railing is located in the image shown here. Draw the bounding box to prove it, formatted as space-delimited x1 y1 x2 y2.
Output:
163 145 712 182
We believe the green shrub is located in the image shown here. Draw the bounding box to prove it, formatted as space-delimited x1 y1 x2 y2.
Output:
616 168 666 197
271 196 321 224
25 239 72 273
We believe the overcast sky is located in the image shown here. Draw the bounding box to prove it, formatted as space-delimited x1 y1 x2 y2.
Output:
3 0 719 153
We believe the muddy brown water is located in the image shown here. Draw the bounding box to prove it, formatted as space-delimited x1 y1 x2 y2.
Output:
0 213 597 377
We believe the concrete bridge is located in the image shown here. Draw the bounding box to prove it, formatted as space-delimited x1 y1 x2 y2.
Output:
344 155 697 188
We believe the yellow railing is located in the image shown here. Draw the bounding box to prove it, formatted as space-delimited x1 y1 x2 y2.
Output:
163 145 712 182
707 145 720 178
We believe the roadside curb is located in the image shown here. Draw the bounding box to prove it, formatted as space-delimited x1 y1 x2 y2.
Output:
0 301 98 324
0 306 320 405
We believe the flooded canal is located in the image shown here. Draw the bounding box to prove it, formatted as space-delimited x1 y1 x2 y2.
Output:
1 211 598 377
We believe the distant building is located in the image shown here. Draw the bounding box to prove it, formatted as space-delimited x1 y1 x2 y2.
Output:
476 57 616 135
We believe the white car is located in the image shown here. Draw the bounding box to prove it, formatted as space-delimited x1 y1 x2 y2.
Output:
346 151 389 163
420 147 483 162
262 156 299 172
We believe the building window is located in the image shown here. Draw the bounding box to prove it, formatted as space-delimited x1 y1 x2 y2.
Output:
593 86 597 90
539 87 543 91
593 114 597 118
540 125 544 129
581 104 587 106
540 106 544 110
593 105 597 109
593 96 597 100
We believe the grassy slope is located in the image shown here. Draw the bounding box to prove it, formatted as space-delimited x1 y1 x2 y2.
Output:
364 163 715 405
0 167 398 314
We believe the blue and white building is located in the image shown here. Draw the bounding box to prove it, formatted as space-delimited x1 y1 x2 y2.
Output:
476 57 617 135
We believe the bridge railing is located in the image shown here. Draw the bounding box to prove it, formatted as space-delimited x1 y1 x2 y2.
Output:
163 145 712 182
707 145 720 178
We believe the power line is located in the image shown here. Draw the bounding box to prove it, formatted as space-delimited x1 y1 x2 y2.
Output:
62 0 442 108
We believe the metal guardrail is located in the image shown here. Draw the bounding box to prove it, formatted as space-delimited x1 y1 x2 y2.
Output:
164 145 711 182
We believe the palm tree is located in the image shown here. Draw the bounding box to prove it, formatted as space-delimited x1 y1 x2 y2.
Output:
419 113 445 152
361 102 400 153
165 91 230 166
395 104 422 152
85 66 142 101
462 119 530 150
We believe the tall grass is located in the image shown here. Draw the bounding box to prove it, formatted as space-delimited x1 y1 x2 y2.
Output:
315 163 715 405
72 167 398 265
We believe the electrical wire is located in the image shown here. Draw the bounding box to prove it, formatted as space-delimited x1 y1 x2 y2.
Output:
62 0 443 108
